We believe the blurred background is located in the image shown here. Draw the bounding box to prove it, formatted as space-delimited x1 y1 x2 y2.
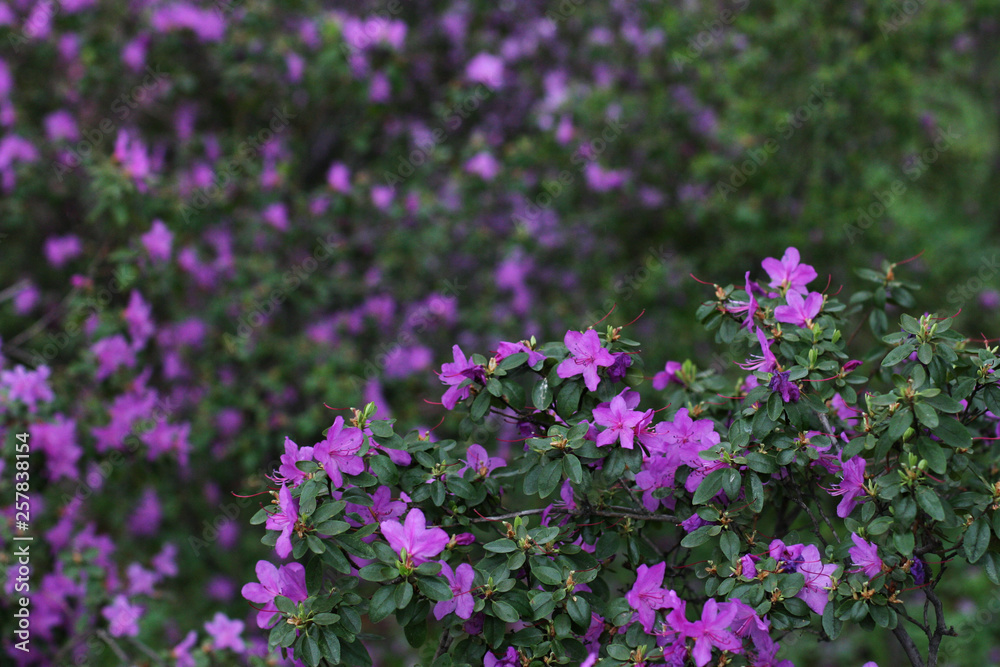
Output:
1 0 999 664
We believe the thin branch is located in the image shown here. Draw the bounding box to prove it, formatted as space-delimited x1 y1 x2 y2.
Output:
128 636 167 666
97 630 131 664
433 628 453 661
892 624 926 667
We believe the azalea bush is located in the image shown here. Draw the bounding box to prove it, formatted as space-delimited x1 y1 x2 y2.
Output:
247 248 1000 667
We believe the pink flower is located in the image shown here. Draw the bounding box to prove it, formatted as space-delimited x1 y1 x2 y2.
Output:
556 329 616 391
849 534 883 579
434 562 476 620
380 508 450 565
171 631 198 667
327 162 351 192
91 335 136 380
625 562 680 632
774 291 823 328
270 437 314 488
762 247 817 295
652 360 683 389
264 485 299 558
737 327 779 374
204 612 244 652
829 457 867 518
668 599 742 667
102 595 143 637
313 417 365 489
465 151 500 180
44 234 83 267
460 444 505 478
241 560 308 628
438 345 486 409
141 220 173 263
465 52 504 88
593 391 645 449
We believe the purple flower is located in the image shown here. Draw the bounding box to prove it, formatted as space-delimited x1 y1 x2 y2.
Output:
1 365 55 412
485 647 520 667
346 486 406 526
265 485 299 559
270 437 314 487
204 612 244 653
774 291 823 328
727 272 759 330
625 562 680 632
661 407 721 468
762 247 817 295
794 544 838 615
465 151 500 180
438 345 486 409
737 327 779 374
466 52 504 88
556 329 616 391
910 557 926 585
668 598 741 667
849 534 883 579
327 162 351 192
768 371 800 403
123 290 155 348
740 554 758 579
102 595 143 637
593 391 645 449
313 416 365 489
241 560 308 628
460 444 505 478
91 335 136 381
44 234 82 267
607 352 633 382
380 508 450 566
434 562 476 620
829 457 867 518
140 219 173 263
652 360 683 390
680 514 709 533
171 630 198 667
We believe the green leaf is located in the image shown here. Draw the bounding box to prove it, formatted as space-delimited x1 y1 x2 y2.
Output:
312 613 339 625
722 468 741 500
744 452 777 474
416 575 453 601
484 539 518 553
317 630 341 664
566 594 591 627
532 379 554 410
314 519 351 536
557 381 583 416
886 408 913 443
532 565 563 586
491 600 520 623
563 454 583 484
923 393 964 413
964 518 991 564
395 581 414 609
275 595 297 615
747 471 764 513
269 618 296 648
882 344 916 367
916 438 948 474
932 417 972 449
720 531 739 561
298 634 322 667
917 342 933 364
915 487 945 522
867 516 893 536
470 390 491 421
404 618 427 648
369 420 395 437
823 602 843 640
368 586 396 623
692 469 726 505
498 352 528 370
595 531 620 560
680 525 715 548
913 402 939 429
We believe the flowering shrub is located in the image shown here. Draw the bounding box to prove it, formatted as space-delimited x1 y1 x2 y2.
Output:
248 249 1000 667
